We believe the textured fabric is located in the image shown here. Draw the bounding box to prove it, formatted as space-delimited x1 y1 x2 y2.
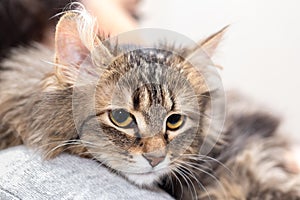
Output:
0 146 174 200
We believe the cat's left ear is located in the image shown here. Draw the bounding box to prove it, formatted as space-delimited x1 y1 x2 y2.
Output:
198 25 229 57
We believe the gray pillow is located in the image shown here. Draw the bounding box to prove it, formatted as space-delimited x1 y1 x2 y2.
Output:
0 146 174 200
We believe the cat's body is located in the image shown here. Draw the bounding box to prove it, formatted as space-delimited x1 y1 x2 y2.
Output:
0 9 299 200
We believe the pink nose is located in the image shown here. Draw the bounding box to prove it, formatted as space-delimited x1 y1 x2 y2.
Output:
142 154 165 167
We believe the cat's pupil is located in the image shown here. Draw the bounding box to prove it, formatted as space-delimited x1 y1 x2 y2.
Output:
111 109 129 123
168 114 181 124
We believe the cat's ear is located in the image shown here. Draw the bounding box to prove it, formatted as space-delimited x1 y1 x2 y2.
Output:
55 12 92 66
54 11 112 85
198 25 229 57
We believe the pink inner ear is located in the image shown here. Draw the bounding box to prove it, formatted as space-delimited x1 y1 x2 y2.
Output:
57 35 88 66
55 16 89 67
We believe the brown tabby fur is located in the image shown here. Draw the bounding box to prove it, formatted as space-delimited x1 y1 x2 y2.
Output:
0 8 299 200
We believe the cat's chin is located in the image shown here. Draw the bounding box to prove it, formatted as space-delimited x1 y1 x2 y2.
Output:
123 170 167 187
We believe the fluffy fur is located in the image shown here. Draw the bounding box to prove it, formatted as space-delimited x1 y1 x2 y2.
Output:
0 7 299 200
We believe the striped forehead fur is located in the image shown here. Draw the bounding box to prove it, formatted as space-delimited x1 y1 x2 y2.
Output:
98 48 206 113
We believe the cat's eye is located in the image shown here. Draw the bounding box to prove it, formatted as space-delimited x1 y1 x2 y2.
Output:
109 109 134 128
166 114 185 130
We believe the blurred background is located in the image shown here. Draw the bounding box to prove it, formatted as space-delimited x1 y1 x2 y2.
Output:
139 0 300 139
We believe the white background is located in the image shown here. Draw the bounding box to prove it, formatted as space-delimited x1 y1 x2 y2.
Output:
139 0 300 140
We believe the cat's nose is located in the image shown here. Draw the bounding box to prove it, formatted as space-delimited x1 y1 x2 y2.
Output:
142 154 165 167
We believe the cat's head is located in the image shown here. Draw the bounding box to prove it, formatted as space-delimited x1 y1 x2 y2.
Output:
52 10 226 186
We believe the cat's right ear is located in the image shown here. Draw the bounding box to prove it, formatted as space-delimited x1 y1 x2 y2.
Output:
54 11 112 85
55 12 90 67
54 12 94 86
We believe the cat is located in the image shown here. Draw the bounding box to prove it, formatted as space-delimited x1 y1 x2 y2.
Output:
0 7 299 200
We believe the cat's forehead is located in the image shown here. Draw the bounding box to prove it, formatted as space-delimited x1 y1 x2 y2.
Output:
98 48 197 113
112 47 185 82
110 47 183 69
126 48 175 63
131 83 173 112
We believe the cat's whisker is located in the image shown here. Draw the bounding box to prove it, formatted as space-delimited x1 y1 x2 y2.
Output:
170 170 184 200
175 164 197 199
175 160 225 199
42 137 107 156
172 156 214 173
172 167 196 200
33 140 82 155
182 154 232 175
80 140 106 148
43 141 84 158
182 154 229 169
174 162 208 200
175 155 214 171
177 166 203 200
34 139 81 150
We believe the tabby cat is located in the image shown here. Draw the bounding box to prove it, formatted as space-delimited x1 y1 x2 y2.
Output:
0 8 299 200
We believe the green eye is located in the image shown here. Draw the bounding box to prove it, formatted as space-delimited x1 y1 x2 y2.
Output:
109 109 134 128
166 114 185 130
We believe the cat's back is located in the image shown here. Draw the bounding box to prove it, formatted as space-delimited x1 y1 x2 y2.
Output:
0 45 53 100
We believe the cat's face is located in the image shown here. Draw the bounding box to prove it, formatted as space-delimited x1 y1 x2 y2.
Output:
79 48 204 186
54 11 225 186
